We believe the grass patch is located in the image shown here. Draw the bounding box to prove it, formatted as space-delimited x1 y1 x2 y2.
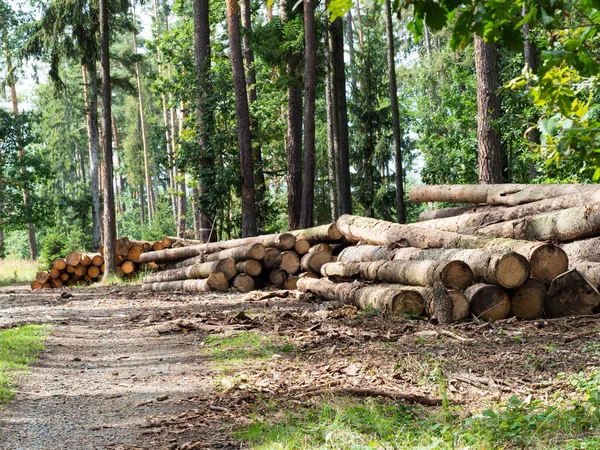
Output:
204 331 295 365
0 259 39 286
235 370 600 449
0 324 51 403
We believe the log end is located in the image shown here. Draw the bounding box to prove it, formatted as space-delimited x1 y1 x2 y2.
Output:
510 278 546 320
529 244 569 285
440 260 473 290
467 283 511 322
232 273 255 293
545 269 600 318
217 258 238 281
392 291 425 317
449 291 470 322
495 253 530 289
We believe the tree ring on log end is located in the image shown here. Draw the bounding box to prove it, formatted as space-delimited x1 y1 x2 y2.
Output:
440 261 473 290
495 253 530 288
529 244 568 284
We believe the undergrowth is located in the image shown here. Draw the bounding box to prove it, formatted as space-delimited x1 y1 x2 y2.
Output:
204 331 295 365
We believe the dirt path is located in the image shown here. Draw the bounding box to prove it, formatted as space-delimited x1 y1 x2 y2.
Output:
0 285 239 450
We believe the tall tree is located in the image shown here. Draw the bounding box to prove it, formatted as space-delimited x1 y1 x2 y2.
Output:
300 0 317 228
324 21 338 221
99 0 116 275
522 6 539 181
176 103 187 237
384 0 405 223
474 36 503 184
226 0 256 237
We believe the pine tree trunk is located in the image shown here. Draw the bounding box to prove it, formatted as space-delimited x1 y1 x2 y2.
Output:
474 36 502 184
100 0 117 275
300 0 317 228
385 0 406 224
325 23 338 221
226 0 257 237
177 104 188 237
523 6 539 180
111 114 126 213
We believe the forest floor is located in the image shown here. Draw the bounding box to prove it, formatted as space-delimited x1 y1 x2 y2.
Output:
0 284 600 449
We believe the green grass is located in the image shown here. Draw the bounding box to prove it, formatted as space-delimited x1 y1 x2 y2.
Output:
0 324 51 403
0 259 39 286
235 369 600 449
204 331 295 365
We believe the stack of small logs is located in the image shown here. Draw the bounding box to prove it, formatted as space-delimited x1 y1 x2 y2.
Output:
31 236 175 289
139 224 344 294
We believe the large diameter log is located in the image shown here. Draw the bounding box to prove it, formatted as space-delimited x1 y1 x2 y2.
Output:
465 283 511 322
476 204 600 242
53 258 67 271
205 243 266 263
142 273 229 293
338 245 397 263
66 252 82 266
263 248 282 269
161 237 173 248
268 269 288 287
122 261 136 275
321 259 473 290
152 241 165 251
126 245 145 263
236 260 262 276
294 239 311 255
87 265 101 279
232 273 255 292
510 278 546 320
418 284 470 323
300 250 332 274
393 247 529 289
90 253 103 266
545 269 600 317
48 268 61 279
140 246 204 265
73 265 87 277
418 204 497 221
337 215 566 284
561 237 600 262
297 278 424 316
290 223 343 243
143 258 237 283
409 184 600 206
280 251 300 275
129 239 153 252
570 260 600 289
116 237 131 256
80 254 91 266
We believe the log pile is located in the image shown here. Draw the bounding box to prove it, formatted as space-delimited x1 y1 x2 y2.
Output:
30 236 174 289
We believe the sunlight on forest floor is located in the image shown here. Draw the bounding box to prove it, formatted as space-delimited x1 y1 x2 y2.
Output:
0 259 39 286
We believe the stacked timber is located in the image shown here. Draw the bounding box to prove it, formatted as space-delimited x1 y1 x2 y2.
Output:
30 236 174 289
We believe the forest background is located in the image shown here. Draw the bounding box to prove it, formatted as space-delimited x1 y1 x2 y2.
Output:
0 0 595 269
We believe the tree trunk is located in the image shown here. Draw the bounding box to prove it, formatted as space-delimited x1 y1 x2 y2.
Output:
82 64 102 250
409 183 600 205
474 35 503 184
321 259 473 290
99 0 117 276
523 5 539 180
331 17 352 214
111 114 124 214
300 0 317 228
385 0 406 224
466 283 510 321
177 104 187 237
142 273 229 292
325 23 338 221
290 223 343 243
226 0 257 237
336 214 567 284
143 258 237 283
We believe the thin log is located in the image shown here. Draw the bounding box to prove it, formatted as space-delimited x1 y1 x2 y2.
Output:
204 243 265 262
81 254 91 266
298 272 319 279
203 232 295 253
290 223 342 243
545 269 600 317
143 258 237 283
140 246 204 265
420 284 470 323
418 204 496 221
236 260 262 276
91 253 103 266
299 386 442 406
465 283 510 322
152 241 165 251
60 273 69 282
510 278 546 319
337 214 565 284
232 273 255 292
142 273 229 292
167 254 204 270
338 245 397 262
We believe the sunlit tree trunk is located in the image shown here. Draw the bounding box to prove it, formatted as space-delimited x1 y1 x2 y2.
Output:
177 103 187 237
523 6 539 181
111 114 126 214
324 22 338 222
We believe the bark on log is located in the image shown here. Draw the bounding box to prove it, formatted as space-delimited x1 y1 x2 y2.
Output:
337 215 565 284
545 269 600 317
280 251 300 274
409 184 600 206
53 258 67 271
232 273 255 292
129 240 153 252
420 284 470 323
476 204 600 242
465 283 511 321
263 248 282 269
66 252 82 266
298 272 319 279
167 254 204 270
338 245 397 262
418 204 496 221
294 239 311 255
309 243 332 253
290 223 342 243
204 243 265 262
570 260 600 289
143 258 237 283
268 269 287 287
561 237 600 262
510 278 546 319
283 275 298 290
320 259 473 290
140 246 204 265
301 250 332 274
201 232 295 253
297 277 424 316
236 260 262 276
142 273 229 292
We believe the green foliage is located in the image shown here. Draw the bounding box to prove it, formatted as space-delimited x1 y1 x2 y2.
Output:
204 331 295 364
39 231 70 269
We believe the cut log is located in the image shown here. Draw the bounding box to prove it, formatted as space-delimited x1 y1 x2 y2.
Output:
320 259 473 290
48 268 60 279
301 250 332 274
167 254 204 270
139 246 204 265
126 245 145 263
409 184 600 206
475 204 600 242
570 260 600 289
280 251 300 275
31 280 42 290
142 273 229 292
290 223 342 243
298 272 319 279
66 252 82 266
268 269 287 287
203 233 295 253
116 237 131 256
465 283 511 322
161 237 173 248
100 263 105 274
73 264 87 277
418 204 497 221
129 240 152 252
420 284 470 323
204 243 266 263
294 239 311 255
337 214 566 284
143 258 237 283
53 258 67 271
232 273 255 292
122 261 136 275
510 278 546 320
152 241 165 251
236 260 262 276
309 243 332 253
338 245 397 262
87 265 101 279
297 277 424 316
283 275 298 290
50 278 63 289
80 254 91 266
66 265 75 274
561 237 600 263
545 269 600 317
417 191 600 234
393 247 529 289
263 248 283 269
60 273 69 282
90 253 103 266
